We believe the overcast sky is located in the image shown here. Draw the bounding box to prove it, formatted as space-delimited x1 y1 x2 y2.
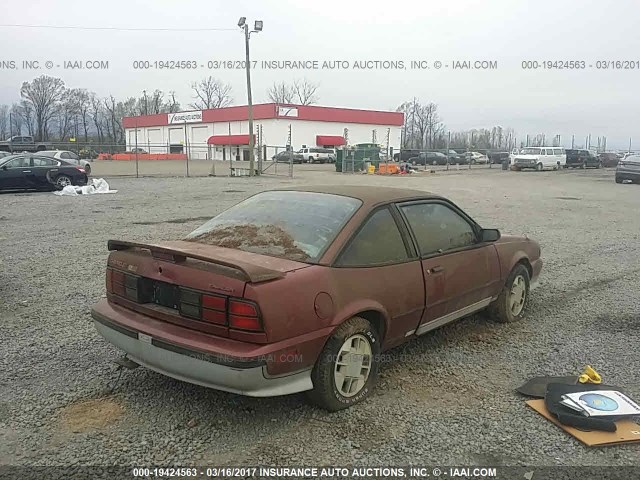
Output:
1 0 638 148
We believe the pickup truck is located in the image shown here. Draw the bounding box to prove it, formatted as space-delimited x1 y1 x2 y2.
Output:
565 149 602 169
0 136 52 153
298 147 335 164
487 151 511 164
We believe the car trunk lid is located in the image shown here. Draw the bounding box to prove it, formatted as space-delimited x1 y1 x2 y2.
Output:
106 239 311 342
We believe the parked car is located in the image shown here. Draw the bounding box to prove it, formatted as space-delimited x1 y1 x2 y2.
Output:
272 150 304 164
442 149 466 164
408 151 448 165
0 153 88 191
598 152 619 167
128 147 147 154
512 147 566 171
565 149 602 169
392 149 421 162
298 147 334 164
466 151 489 164
0 135 52 153
615 154 640 184
487 151 511 165
0 151 10 159
91 186 542 411
39 150 92 176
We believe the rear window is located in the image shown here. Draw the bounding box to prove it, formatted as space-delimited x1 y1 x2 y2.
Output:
184 191 362 262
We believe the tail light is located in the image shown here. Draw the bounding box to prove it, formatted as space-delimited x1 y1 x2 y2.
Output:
229 299 262 331
75 166 86 173
106 267 144 302
106 267 263 332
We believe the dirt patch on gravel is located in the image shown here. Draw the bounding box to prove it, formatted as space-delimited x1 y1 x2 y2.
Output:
185 224 310 261
60 397 124 433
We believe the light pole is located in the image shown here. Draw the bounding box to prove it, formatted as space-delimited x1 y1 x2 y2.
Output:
238 16 263 176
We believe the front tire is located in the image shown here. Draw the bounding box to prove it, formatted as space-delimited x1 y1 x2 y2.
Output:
490 264 531 323
84 164 91 176
615 176 623 184
307 317 380 411
536 162 543 171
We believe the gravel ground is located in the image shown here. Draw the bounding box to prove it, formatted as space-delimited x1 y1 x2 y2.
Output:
0 165 638 472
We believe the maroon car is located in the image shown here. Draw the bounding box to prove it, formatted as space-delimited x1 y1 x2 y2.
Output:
91 186 542 411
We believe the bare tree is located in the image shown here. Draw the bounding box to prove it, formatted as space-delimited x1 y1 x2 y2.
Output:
89 93 105 143
190 77 233 109
0 105 8 139
10 103 22 136
267 82 294 104
20 75 66 141
167 91 181 113
73 89 91 142
18 100 35 136
55 90 79 141
292 79 319 105
149 89 164 114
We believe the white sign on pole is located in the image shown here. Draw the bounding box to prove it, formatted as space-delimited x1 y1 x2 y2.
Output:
168 111 203 124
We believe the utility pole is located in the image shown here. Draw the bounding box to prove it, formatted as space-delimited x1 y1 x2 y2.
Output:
142 90 148 115
9 111 12 138
239 17 263 177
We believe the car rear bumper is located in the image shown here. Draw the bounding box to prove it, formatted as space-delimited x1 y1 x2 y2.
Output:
91 301 313 397
616 169 640 181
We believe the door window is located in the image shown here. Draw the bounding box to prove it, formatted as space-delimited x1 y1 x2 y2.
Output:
338 208 409 266
32 157 56 167
400 202 477 256
5 157 29 168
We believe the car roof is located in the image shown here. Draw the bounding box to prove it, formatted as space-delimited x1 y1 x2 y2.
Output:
274 185 442 206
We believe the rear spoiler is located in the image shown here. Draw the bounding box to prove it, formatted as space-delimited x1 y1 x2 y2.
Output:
107 239 286 283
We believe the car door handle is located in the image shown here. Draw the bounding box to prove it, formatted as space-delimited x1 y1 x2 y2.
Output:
428 266 444 274
22 170 31 173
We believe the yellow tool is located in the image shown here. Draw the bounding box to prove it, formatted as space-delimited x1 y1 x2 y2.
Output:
578 365 602 384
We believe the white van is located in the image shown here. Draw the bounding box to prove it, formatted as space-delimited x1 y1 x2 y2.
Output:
512 147 566 171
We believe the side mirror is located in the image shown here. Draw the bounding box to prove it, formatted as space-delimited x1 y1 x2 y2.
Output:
481 228 501 242
1 165 7 170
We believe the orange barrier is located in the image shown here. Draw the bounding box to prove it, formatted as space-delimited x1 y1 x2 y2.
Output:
377 163 400 174
98 153 188 161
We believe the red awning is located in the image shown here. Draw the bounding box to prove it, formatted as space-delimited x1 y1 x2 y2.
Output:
207 134 255 145
316 135 346 146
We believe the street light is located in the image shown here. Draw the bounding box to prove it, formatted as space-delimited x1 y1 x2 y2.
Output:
239 16 263 176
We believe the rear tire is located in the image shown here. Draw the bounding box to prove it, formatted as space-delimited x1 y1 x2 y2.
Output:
84 164 91 176
489 264 531 323
615 176 623 184
307 317 380 411
54 175 73 188
536 162 543 171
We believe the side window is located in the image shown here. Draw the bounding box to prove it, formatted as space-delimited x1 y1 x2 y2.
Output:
401 202 476 256
338 208 409 266
6 157 28 168
69 152 79 160
553 148 562 155
60 152 70 159
32 157 56 167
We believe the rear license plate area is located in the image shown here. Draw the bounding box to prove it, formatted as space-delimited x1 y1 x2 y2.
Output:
151 281 180 310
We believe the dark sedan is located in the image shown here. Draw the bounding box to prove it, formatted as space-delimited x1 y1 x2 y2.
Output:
0 153 88 192
615 154 640 184
408 151 448 165
272 150 304 164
